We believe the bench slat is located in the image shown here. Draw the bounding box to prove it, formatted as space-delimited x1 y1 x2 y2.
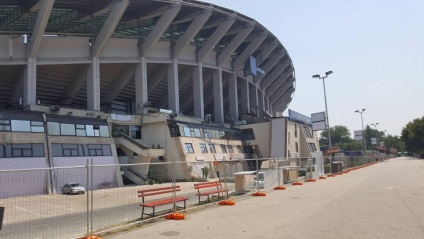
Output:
138 186 180 194
141 196 188 207
138 188 181 197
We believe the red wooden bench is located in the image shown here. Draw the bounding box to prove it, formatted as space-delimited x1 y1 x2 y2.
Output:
194 181 228 204
138 185 188 219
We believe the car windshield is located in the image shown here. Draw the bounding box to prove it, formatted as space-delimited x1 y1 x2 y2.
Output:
70 183 80 187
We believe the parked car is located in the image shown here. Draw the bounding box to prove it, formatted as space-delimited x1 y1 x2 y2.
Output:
62 183 86 195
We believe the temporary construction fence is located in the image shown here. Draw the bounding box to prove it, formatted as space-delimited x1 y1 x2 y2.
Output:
0 155 391 239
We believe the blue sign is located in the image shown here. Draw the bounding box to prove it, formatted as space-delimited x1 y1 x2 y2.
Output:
250 55 257 76
288 109 312 125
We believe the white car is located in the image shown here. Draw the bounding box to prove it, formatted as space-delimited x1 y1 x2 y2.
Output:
62 183 86 195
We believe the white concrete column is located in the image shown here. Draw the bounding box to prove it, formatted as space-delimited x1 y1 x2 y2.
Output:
135 57 148 114
249 79 259 116
23 58 37 106
228 73 239 121
240 78 250 114
213 68 224 123
87 57 101 111
258 90 265 117
193 63 204 119
167 59 179 114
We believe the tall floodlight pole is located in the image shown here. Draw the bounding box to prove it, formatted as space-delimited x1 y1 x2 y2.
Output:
312 71 333 148
371 122 379 152
355 109 367 155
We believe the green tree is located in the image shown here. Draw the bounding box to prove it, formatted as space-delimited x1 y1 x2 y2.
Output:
320 125 353 148
401 116 424 153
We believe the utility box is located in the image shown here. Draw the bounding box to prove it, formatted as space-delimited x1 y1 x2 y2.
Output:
331 162 342 173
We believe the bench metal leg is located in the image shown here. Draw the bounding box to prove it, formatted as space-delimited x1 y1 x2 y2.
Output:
141 206 145 219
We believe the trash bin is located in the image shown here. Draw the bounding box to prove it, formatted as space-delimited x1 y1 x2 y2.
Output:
331 162 342 173
0 207 4 231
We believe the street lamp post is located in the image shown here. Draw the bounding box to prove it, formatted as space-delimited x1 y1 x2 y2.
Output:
355 109 367 161
312 71 333 148
371 122 379 153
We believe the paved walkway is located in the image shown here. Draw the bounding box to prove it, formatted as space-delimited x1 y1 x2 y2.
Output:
105 157 424 239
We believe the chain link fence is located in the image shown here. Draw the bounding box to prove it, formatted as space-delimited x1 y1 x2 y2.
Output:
0 155 391 238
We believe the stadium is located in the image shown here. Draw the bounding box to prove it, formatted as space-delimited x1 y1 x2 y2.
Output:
0 0 318 198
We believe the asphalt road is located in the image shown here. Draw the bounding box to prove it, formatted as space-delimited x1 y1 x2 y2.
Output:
106 157 424 239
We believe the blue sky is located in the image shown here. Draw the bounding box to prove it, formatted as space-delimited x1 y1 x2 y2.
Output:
204 0 424 137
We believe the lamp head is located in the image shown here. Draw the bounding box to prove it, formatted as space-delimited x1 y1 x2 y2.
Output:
312 74 320 78
354 110 359 113
325 71 333 76
362 108 366 112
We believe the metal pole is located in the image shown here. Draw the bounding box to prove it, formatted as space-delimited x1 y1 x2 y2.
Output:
90 159 94 235
277 157 281 187
360 112 367 164
172 158 176 213
256 158 259 192
322 77 332 148
223 156 228 199
86 159 90 236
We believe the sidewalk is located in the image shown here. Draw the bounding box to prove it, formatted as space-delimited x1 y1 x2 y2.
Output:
104 158 424 239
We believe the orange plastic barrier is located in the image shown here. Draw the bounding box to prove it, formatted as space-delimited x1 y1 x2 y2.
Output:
252 192 266 196
292 182 303 186
165 212 185 220
274 186 286 190
319 176 327 179
306 179 316 182
219 200 235 206
80 236 102 239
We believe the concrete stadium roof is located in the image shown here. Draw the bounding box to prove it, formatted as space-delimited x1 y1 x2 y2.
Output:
0 0 295 117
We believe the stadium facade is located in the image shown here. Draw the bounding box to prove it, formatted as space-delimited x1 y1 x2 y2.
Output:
0 0 319 198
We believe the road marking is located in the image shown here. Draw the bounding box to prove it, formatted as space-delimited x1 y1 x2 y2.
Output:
42 202 81 213
14 206 44 217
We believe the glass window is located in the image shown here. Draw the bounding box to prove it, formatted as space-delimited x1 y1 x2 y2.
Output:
60 123 76 136
11 120 31 132
0 125 10 131
183 127 191 137
51 144 63 157
47 122 60 135
236 145 244 153
208 144 216 153
203 129 208 138
100 126 110 137
220 144 227 153
295 142 298 152
242 128 255 140
185 143 194 153
294 124 297 137
87 144 102 156
199 143 208 153
32 144 45 157
102 144 112 156
0 119 10 124
130 126 141 139
63 144 79 156
194 128 202 138
86 125 95 136
227 145 234 153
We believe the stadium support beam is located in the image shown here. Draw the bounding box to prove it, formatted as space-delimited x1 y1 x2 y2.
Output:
101 64 135 104
142 3 181 57
148 65 167 94
274 97 292 115
255 50 286 85
239 78 250 114
23 58 37 106
9 69 24 105
258 90 264 117
248 76 258 116
228 73 238 121
27 0 54 58
219 24 254 65
167 59 180 114
61 65 89 105
261 63 287 91
157 66 191 109
135 58 148 114
173 9 212 58
271 87 295 112
234 31 268 70
198 17 235 61
193 63 204 119
87 58 101 110
266 71 294 96
256 41 278 66
213 68 224 123
269 76 294 103
93 0 129 58
180 73 212 112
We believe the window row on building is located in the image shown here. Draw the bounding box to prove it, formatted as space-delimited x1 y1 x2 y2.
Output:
302 125 314 138
0 115 110 138
185 143 244 154
168 121 243 140
0 143 45 158
51 144 112 157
